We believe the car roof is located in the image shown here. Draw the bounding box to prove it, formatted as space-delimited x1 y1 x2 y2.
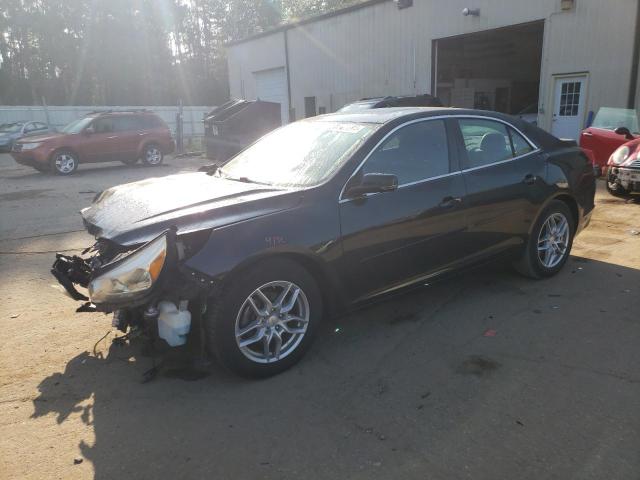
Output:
313 107 565 151
315 107 464 124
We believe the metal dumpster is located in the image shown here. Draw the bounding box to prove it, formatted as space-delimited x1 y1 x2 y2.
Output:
203 99 281 162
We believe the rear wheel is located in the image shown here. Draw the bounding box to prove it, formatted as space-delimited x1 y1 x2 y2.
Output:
50 150 78 175
515 200 575 279
205 259 322 378
141 144 163 166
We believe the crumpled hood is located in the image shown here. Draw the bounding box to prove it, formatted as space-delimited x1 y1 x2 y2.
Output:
82 172 301 245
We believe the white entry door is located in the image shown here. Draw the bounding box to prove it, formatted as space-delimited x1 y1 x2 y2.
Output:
551 75 587 140
254 67 288 124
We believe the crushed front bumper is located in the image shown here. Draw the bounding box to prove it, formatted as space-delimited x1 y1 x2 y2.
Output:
51 253 92 301
608 165 640 193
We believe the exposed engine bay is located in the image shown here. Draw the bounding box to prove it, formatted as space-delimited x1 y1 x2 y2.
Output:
51 228 214 349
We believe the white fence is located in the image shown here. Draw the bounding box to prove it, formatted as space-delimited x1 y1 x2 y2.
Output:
0 105 213 137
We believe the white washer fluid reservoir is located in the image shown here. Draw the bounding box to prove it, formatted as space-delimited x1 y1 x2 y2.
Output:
157 300 191 347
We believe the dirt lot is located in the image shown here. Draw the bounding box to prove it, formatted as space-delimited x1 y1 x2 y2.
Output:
1 153 639 480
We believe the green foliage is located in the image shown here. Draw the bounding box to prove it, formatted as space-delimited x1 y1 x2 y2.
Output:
0 0 361 106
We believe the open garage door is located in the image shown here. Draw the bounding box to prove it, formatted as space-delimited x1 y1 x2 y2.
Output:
434 21 544 125
254 67 288 124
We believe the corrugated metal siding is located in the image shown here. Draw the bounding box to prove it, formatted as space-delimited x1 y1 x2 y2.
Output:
539 0 637 130
287 0 422 115
227 33 286 101
228 0 639 128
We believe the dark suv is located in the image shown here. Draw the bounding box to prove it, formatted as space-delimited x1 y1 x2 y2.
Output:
338 94 442 113
11 110 175 175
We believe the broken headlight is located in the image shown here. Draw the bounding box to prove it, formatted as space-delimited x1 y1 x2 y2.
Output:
88 234 168 304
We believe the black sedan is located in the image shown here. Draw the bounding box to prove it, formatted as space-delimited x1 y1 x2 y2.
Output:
52 108 596 377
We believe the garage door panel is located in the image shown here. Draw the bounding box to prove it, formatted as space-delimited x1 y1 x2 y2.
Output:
254 67 288 123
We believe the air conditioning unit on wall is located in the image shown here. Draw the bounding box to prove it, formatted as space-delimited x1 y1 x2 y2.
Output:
394 0 413 10
560 0 575 11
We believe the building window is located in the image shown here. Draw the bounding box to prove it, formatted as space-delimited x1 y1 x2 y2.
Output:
304 97 317 118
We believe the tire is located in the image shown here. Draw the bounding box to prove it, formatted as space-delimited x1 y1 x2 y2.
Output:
514 200 575 279
141 143 163 166
50 150 78 175
205 258 322 378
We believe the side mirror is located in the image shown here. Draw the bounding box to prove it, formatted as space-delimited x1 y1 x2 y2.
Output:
84 126 95 135
614 126 634 140
345 173 398 198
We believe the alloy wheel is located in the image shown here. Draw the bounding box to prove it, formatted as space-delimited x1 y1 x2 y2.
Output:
537 212 570 268
55 153 76 174
145 146 162 165
234 280 310 364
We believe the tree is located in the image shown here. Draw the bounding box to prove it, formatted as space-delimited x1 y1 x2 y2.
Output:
0 0 361 106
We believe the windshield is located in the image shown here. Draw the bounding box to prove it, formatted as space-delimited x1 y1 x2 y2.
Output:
61 117 94 134
0 123 24 133
218 120 376 187
592 107 639 134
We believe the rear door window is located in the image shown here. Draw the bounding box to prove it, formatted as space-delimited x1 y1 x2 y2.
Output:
457 118 533 169
113 116 142 132
509 128 534 156
92 117 115 133
139 115 163 129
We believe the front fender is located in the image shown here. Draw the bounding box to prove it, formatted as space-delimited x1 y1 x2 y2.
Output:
183 200 342 283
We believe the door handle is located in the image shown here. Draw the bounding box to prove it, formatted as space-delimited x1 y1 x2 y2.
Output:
439 196 462 208
582 131 593 137
523 174 537 185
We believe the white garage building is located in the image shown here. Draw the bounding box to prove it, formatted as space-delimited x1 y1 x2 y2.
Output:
227 0 640 141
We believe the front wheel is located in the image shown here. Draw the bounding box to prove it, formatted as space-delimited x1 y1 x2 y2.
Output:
50 150 78 175
515 200 575 279
205 259 322 378
141 144 163 166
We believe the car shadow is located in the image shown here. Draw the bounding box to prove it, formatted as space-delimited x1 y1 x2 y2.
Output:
31 256 640 479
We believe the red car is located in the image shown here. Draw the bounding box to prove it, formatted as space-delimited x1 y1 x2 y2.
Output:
579 107 639 175
11 110 175 175
605 137 640 198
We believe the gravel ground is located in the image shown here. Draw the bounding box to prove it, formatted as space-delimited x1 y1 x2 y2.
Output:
0 153 639 480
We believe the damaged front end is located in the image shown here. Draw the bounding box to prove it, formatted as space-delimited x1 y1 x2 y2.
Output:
51 227 213 347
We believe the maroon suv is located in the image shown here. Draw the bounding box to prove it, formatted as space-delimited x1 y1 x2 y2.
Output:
11 110 175 175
